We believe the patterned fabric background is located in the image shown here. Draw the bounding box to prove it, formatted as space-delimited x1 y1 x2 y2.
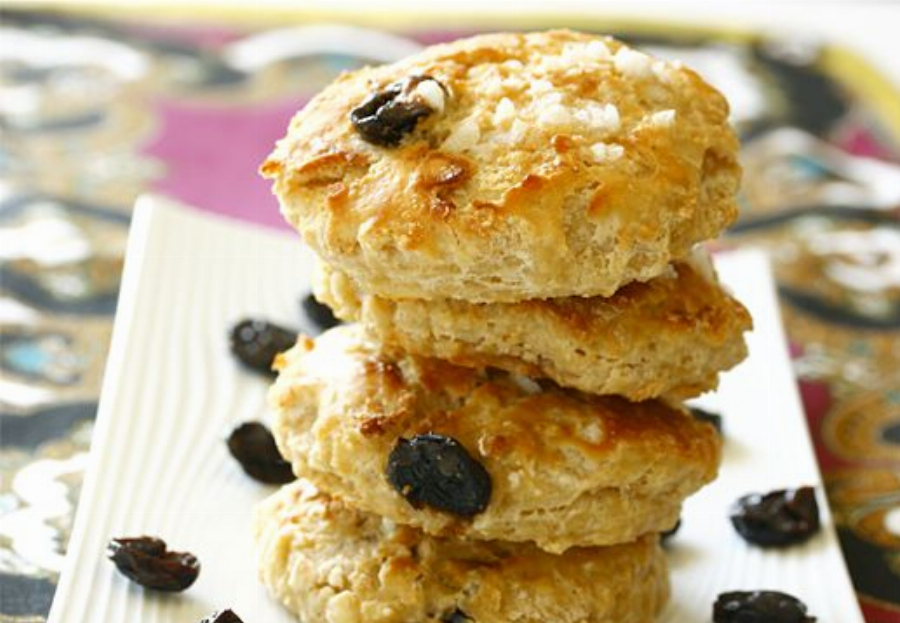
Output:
0 8 898 622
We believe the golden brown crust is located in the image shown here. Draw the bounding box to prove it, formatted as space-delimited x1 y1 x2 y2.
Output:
255 479 669 623
263 30 740 302
270 325 722 553
315 250 752 400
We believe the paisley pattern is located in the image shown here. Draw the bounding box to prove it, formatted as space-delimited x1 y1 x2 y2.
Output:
0 9 898 622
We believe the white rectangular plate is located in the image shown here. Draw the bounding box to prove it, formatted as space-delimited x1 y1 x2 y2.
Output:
48 196 863 622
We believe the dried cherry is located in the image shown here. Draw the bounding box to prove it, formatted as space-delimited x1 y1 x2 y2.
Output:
714 590 815 622
107 536 199 592
387 433 491 517
351 76 446 146
301 293 341 333
229 319 296 377
226 421 295 484
730 486 820 547
200 610 244 623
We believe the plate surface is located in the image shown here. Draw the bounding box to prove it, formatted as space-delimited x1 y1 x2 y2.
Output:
47 195 863 623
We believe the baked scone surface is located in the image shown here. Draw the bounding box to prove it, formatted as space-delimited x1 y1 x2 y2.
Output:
254 479 669 623
262 30 740 302
315 249 751 400
270 325 722 553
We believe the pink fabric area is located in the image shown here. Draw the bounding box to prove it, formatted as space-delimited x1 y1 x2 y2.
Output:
142 97 305 230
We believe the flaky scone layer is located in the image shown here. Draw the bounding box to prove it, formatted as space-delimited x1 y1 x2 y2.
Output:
314 250 751 400
255 479 669 623
270 325 722 553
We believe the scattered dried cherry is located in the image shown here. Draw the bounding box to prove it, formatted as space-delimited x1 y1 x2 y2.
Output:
387 433 491 517
107 536 199 592
200 609 244 623
714 590 815 622
229 319 296 377
226 421 295 484
301 293 341 333
690 406 723 434
730 486 820 547
351 76 446 146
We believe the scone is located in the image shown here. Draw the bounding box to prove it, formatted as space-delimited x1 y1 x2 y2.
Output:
255 479 669 623
262 30 740 302
314 249 752 400
270 325 722 553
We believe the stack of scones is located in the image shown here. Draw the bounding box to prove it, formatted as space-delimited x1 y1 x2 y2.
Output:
254 30 752 623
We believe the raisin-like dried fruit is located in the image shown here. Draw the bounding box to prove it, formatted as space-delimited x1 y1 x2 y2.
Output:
387 433 491 517
443 608 474 622
730 486 820 547
229 319 296 377
107 536 199 592
690 406 723 434
301 293 341 333
200 609 244 623
351 76 446 147
661 518 681 543
714 590 815 622
226 421 295 484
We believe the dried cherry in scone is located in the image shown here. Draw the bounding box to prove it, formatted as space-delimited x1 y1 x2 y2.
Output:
300 293 341 333
351 75 447 147
387 433 491 517
443 608 474 622
713 590 816 622
226 421 295 484
200 610 244 623
107 536 200 592
229 319 297 377
729 486 820 547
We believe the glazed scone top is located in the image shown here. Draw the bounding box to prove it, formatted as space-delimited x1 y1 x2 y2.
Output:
263 30 741 302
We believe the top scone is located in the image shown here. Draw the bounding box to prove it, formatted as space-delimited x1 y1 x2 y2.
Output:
262 30 741 302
